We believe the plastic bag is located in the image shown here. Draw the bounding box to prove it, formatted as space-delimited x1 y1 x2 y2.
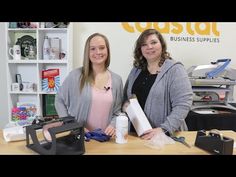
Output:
3 123 26 142
145 131 175 149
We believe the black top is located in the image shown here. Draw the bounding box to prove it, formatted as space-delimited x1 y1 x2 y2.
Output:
130 69 157 133
132 69 158 109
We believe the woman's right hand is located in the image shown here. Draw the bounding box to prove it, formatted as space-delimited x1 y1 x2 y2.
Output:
105 125 116 137
141 128 163 140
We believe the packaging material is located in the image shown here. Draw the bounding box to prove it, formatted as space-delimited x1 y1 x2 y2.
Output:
3 125 26 142
145 131 175 149
126 98 152 136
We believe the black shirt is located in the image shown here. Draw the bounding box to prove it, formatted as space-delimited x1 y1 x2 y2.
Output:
130 69 157 133
132 69 158 110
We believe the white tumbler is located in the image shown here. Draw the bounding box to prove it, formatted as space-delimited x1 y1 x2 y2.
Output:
116 113 128 144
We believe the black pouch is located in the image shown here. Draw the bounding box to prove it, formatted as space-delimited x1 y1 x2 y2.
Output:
194 129 234 155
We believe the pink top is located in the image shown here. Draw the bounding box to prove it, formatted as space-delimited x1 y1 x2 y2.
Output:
86 72 113 131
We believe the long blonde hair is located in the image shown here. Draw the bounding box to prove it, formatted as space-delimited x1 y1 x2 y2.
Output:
80 33 110 91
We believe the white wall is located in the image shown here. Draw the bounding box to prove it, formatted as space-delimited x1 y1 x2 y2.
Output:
73 22 236 98
0 23 8 128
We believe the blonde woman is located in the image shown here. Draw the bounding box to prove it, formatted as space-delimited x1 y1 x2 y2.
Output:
55 33 123 136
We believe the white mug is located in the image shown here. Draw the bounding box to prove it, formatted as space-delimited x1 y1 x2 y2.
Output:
9 45 21 60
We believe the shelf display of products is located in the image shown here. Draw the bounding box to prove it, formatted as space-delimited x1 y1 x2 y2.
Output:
5 22 73 123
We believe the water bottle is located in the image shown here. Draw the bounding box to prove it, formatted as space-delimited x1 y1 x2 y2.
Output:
116 113 128 144
43 36 50 60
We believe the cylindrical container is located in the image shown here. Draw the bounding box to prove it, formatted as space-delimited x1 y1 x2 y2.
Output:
40 22 45 28
116 113 128 144
43 36 50 60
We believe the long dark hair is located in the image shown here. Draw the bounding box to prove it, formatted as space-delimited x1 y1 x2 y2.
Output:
133 28 171 70
80 33 110 91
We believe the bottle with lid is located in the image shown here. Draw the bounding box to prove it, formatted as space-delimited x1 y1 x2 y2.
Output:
116 113 128 144
43 36 50 60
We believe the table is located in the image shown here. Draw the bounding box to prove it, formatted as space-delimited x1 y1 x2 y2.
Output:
1 130 236 155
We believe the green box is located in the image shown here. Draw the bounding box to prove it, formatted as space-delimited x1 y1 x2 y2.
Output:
43 94 58 116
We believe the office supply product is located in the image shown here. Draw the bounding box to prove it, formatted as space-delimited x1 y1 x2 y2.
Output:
26 116 85 155
188 59 236 111
171 136 191 148
194 129 234 155
186 59 236 130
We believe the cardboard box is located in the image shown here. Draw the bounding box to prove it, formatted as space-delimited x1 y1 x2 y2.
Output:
126 98 152 136
43 94 58 117
42 69 60 92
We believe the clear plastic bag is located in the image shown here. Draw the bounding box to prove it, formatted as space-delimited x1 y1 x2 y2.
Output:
145 131 175 149
3 122 26 142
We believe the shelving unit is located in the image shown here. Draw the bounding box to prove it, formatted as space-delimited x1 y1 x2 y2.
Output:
5 22 73 123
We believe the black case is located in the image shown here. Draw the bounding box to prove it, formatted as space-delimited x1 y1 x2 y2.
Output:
194 130 234 155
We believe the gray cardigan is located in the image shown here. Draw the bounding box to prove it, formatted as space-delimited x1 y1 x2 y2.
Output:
124 59 193 134
55 67 123 127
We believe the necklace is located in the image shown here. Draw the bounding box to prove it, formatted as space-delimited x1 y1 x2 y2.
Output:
147 64 161 75
147 68 160 75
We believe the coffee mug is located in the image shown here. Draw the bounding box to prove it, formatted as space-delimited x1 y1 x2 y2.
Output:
9 45 21 60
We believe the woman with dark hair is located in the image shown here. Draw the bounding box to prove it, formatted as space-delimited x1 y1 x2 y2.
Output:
123 29 193 140
55 33 123 137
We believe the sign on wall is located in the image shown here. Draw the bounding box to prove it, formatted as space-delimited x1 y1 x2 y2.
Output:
121 22 220 43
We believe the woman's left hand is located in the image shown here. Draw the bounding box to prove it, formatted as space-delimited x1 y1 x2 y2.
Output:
141 127 163 140
104 125 116 137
